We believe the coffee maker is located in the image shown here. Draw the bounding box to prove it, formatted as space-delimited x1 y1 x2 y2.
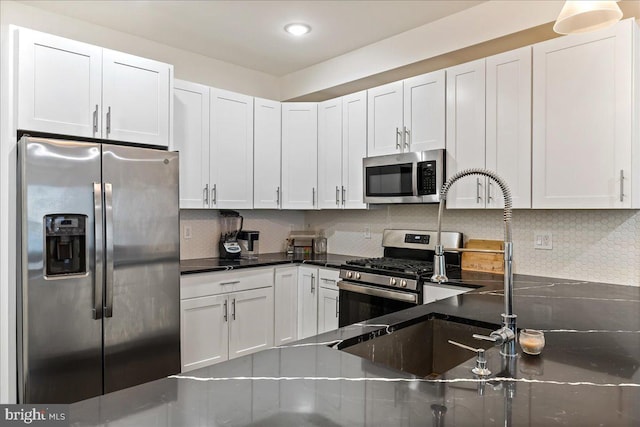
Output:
238 230 259 259
218 210 243 259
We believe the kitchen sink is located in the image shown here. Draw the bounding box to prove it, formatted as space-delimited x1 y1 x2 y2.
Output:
337 315 495 378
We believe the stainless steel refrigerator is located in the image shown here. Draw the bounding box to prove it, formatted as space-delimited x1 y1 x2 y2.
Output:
17 136 180 403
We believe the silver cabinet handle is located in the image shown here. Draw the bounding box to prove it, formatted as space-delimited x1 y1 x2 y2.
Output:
106 106 111 136
203 184 209 206
335 296 339 318
620 170 625 202
223 300 228 322
476 178 482 204
276 186 280 206
220 280 240 286
312 187 316 207
104 182 114 317
211 184 217 205
92 182 104 320
93 105 99 135
311 273 315 293
395 127 401 150
336 186 340 206
232 298 236 320
404 126 410 150
342 186 346 206
488 180 494 204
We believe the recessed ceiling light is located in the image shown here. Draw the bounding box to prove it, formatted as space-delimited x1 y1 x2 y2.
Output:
284 23 311 36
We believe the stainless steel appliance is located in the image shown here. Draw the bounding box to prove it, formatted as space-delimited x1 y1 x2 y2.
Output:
17 136 180 404
218 210 243 259
238 230 259 259
363 149 444 204
338 229 462 327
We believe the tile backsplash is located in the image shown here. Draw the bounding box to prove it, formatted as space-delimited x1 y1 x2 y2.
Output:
180 209 305 259
180 206 640 287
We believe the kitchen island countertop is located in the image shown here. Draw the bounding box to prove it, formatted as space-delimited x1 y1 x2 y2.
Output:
69 271 640 426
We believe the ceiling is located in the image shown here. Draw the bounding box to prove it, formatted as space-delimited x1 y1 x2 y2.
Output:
19 0 485 77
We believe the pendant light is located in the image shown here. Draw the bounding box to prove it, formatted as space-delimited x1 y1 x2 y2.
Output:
553 1 623 34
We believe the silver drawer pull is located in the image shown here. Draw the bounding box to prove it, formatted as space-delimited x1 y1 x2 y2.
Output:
221 280 240 286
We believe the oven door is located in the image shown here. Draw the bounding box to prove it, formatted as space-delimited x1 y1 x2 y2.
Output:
338 280 418 327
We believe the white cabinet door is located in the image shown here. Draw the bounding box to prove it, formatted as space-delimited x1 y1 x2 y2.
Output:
532 21 634 208
282 103 318 209
486 47 532 209
17 28 102 138
445 59 487 209
180 294 229 372
318 98 343 209
254 98 282 209
210 89 254 209
297 266 318 339
229 287 274 359
342 91 368 209
173 80 210 208
403 70 446 152
367 81 403 156
274 267 298 346
318 287 339 334
102 49 171 147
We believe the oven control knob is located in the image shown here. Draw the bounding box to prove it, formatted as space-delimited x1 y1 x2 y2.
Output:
401 280 407 288
355 272 361 280
347 271 353 279
389 278 397 286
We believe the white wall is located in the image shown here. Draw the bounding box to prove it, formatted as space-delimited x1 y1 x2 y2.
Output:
0 0 280 99
279 1 564 100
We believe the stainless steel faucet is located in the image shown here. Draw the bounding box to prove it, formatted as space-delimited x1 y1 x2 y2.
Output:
431 168 517 357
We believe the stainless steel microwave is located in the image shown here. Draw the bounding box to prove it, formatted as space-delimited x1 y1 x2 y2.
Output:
363 149 444 204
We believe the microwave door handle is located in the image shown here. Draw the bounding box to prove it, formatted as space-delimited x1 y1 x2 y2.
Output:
412 162 418 198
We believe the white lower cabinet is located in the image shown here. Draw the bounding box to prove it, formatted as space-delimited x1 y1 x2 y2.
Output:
318 269 340 334
180 268 274 372
297 266 319 339
274 266 298 346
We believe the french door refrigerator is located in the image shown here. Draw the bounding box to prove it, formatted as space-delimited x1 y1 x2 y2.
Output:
17 136 180 403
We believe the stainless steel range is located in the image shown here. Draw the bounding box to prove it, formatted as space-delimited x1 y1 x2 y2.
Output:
338 229 463 327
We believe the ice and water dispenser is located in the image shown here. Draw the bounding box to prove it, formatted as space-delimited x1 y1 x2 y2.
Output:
44 214 87 276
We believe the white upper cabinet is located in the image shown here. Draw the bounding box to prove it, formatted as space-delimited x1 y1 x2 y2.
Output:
445 59 487 209
102 49 171 146
17 29 102 138
403 70 446 153
254 98 282 209
173 79 210 209
532 19 637 208
341 91 368 209
210 89 254 209
281 103 318 209
317 98 344 208
17 28 172 147
367 70 445 157
367 81 403 156
486 47 532 209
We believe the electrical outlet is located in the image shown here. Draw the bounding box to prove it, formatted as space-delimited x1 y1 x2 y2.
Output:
183 225 192 240
364 226 371 239
533 231 552 250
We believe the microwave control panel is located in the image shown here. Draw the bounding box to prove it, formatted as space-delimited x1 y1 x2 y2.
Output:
417 161 437 195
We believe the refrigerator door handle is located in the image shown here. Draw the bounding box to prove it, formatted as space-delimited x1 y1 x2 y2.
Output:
93 182 104 319
104 182 114 317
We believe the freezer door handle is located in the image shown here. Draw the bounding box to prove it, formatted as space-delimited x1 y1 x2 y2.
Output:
93 182 104 319
104 182 114 317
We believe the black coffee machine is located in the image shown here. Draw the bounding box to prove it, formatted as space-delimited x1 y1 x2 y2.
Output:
218 210 243 259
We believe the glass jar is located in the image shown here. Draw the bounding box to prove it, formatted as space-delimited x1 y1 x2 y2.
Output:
314 231 327 255
519 329 545 355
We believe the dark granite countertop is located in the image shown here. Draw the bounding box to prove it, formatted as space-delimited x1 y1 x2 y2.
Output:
69 272 640 426
180 252 357 274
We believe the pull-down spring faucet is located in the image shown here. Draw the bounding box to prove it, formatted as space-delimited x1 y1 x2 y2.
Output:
431 168 517 357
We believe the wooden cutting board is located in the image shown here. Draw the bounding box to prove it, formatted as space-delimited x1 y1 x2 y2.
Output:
461 239 504 273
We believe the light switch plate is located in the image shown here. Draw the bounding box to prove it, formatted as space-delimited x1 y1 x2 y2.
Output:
183 225 192 239
534 231 552 250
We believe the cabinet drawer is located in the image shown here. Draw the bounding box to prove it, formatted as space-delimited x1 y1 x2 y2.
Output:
181 267 274 299
318 267 339 290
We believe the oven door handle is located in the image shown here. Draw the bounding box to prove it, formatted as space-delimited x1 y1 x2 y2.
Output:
338 281 417 304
